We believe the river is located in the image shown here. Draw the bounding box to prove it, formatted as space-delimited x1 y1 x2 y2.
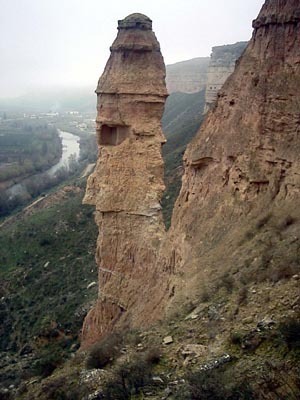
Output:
6 130 80 199
47 130 80 176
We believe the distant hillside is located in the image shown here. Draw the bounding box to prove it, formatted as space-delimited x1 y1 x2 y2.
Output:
0 58 209 113
0 88 95 113
162 89 206 225
204 41 248 112
166 57 209 94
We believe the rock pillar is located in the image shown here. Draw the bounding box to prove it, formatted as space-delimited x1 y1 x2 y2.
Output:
82 13 168 347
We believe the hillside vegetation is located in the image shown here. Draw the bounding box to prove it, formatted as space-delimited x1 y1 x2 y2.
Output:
0 120 61 182
0 180 98 388
162 89 206 226
0 89 206 393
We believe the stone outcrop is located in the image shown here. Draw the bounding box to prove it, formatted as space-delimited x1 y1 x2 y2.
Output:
166 58 210 94
204 42 248 113
161 0 300 309
83 0 300 347
82 13 168 348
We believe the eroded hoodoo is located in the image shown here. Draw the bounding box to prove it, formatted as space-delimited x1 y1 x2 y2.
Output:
82 13 168 347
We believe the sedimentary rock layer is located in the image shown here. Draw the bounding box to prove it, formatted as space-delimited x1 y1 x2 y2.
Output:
161 0 300 306
82 0 300 346
204 42 247 113
166 58 210 94
82 13 168 347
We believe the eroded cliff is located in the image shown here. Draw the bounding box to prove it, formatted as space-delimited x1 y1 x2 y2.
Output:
82 13 168 347
83 0 300 348
166 58 210 94
162 0 300 312
204 42 248 113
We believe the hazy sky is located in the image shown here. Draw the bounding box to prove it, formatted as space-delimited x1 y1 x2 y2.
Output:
0 0 264 98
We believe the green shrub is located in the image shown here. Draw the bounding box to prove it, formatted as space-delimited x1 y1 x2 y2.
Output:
255 213 272 229
258 361 300 399
0 392 12 400
227 382 256 400
183 369 225 399
200 286 211 302
100 348 162 399
277 215 296 231
32 345 65 378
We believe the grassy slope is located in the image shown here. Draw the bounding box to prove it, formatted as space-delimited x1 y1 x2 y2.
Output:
0 89 205 391
0 180 98 387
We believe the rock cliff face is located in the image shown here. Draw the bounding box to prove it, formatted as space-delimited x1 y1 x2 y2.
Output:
204 42 248 113
162 0 300 309
166 58 210 94
82 14 168 348
83 0 300 347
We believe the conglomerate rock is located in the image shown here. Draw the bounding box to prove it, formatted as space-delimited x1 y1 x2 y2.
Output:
82 13 168 347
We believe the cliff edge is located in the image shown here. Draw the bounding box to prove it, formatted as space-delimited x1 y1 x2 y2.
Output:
162 0 300 315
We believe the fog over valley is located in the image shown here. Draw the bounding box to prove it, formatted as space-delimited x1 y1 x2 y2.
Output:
0 0 264 98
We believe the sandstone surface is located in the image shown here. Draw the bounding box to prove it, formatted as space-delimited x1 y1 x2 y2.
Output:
82 13 168 347
162 0 300 311
83 0 300 347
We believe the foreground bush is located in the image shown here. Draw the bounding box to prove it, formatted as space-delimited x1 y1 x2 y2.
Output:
100 358 153 399
41 376 88 400
173 367 254 400
279 317 300 350
99 348 162 399
86 333 122 369
31 344 66 378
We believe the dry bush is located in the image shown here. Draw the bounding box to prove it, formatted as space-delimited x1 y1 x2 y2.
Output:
41 376 88 400
237 286 248 305
279 317 300 350
100 355 156 399
277 215 296 231
86 333 122 370
144 347 162 365
256 213 272 229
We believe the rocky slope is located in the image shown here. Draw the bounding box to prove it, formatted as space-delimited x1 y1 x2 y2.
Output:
166 58 209 94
